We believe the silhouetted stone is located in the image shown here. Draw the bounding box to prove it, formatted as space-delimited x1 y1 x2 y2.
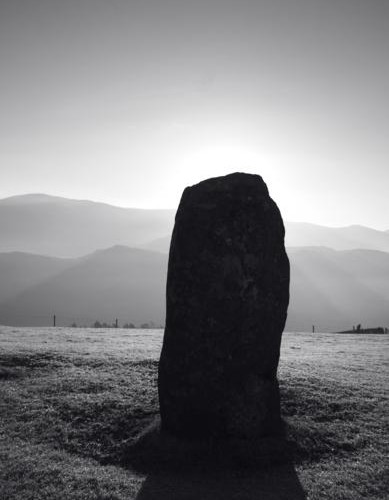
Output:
158 172 289 439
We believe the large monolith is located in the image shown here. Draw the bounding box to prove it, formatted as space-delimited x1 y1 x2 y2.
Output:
158 172 289 439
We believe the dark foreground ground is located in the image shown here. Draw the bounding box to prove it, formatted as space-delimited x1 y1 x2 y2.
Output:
0 327 387 500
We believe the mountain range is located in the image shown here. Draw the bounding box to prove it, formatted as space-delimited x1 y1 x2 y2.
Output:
0 194 388 331
1 194 389 257
0 194 174 258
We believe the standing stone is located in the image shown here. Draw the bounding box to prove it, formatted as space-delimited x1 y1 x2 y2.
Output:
158 173 289 439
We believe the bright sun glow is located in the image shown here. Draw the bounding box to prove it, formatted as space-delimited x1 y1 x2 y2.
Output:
180 142 268 186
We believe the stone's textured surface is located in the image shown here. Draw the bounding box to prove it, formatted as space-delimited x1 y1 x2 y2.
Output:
158 173 290 439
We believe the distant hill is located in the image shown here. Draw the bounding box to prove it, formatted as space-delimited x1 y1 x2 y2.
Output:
0 246 388 331
0 246 168 327
287 247 389 332
0 252 74 303
1 194 389 257
286 222 389 252
0 194 175 257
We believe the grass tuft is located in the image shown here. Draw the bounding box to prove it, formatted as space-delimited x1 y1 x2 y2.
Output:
0 366 22 380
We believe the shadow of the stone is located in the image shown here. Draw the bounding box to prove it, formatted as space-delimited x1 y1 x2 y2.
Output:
136 464 306 500
124 421 306 500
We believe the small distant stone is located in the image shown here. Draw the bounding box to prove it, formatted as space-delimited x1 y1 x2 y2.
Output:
158 172 290 439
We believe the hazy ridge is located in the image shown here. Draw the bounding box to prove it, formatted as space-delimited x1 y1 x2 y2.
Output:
0 194 175 258
2 194 389 257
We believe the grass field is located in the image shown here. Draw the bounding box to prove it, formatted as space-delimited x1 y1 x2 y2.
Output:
0 326 388 499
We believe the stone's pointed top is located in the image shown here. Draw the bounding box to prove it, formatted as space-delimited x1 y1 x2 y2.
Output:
187 172 268 194
181 173 270 209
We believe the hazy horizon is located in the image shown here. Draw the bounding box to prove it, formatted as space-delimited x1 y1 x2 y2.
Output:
1 190 388 231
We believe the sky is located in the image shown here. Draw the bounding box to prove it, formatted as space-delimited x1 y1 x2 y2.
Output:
1 0 388 229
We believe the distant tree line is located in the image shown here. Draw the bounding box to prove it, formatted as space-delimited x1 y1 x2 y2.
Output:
337 324 388 334
69 320 164 329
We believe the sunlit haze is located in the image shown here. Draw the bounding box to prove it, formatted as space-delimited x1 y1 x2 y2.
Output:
1 0 388 229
